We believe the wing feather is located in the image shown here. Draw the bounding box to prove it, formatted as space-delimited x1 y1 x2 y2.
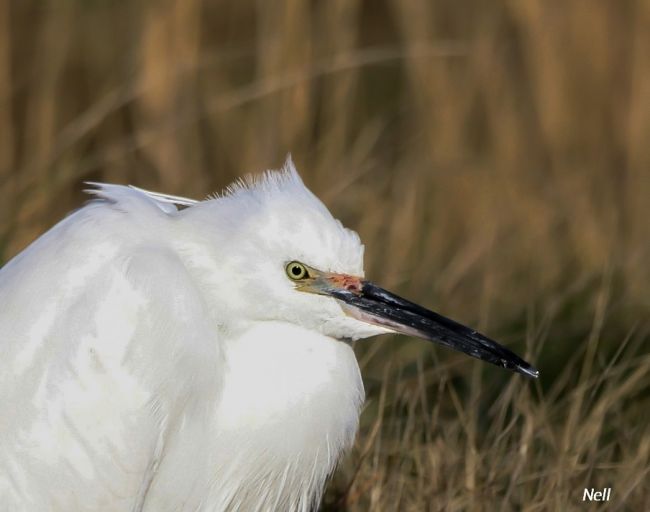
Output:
0 192 220 510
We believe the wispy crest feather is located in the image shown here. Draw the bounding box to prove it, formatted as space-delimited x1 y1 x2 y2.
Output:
221 155 306 199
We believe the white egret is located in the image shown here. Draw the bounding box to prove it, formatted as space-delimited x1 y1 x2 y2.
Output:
0 157 537 511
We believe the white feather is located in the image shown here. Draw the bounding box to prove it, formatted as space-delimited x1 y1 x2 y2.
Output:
0 157 384 511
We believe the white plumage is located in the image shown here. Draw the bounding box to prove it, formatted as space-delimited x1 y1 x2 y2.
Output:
0 157 537 511
0 158 384 511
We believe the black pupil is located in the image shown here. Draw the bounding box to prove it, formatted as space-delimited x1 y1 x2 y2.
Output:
291 265 302 276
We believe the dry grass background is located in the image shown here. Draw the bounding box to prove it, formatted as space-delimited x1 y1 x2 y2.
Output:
1 1 649 510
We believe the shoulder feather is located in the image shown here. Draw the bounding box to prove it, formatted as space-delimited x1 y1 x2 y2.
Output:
84 182 197 215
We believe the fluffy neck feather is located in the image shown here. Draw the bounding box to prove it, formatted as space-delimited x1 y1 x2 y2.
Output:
205 321 364 511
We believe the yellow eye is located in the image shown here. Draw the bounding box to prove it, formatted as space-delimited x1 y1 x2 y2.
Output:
286 261 309 280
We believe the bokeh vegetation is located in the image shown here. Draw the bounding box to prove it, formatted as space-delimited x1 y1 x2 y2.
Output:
1 0 649 510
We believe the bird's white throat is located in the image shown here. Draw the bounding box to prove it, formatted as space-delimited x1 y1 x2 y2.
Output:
206 321 364 510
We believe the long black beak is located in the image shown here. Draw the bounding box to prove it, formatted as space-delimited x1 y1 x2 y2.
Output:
331 282 539 378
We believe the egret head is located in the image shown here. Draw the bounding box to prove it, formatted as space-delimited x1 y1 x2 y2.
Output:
181 157 538 378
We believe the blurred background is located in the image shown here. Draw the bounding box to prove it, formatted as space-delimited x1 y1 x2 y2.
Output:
1 0 649 509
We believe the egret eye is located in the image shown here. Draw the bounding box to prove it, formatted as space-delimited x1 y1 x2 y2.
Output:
286 261 309 280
